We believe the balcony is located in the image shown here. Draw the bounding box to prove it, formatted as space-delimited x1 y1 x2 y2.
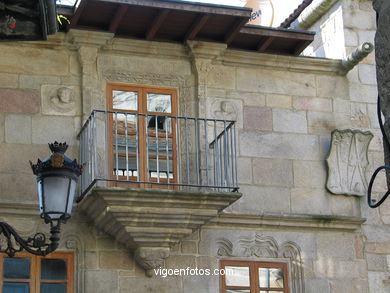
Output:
77 110 241 274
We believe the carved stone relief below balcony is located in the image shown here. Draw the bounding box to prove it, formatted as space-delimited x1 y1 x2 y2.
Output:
78 187 241 276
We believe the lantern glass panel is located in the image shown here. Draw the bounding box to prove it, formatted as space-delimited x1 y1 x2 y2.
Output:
39 176 75 220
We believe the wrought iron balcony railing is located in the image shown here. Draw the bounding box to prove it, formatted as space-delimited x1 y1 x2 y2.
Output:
77 110 238 200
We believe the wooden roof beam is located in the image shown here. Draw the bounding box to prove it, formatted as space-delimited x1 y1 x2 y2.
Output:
225 18 248 45
109 5 128 33
146 9 170 40
184 13 210 41
257 36 274 52
68 0 86 29
92 0 252 18
294 40 312 55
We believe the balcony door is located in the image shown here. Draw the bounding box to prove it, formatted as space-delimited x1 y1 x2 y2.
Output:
107 84 177 187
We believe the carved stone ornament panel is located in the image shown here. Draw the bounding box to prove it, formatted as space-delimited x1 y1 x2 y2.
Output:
41 85 81 116
326 129 373 196
217 234 305 293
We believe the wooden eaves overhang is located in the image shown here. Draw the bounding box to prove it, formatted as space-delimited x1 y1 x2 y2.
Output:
65 0 315 55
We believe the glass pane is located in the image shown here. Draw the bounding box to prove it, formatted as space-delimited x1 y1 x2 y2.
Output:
3 282 29 293
259 267 284 288
112 90 137 111
226 290 250 293
41 259 67 280
147 115 172 132
4 258 30 279
147 93 172 113
225 266 250 287
260 291 285 293
41 283 66 293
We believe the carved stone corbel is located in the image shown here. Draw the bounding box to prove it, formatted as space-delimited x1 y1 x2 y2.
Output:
134 247 170 277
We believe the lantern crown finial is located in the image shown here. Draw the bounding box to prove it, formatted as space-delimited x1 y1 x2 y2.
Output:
49 141 68 154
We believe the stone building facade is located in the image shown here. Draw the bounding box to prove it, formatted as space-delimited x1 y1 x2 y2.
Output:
0 0 389 292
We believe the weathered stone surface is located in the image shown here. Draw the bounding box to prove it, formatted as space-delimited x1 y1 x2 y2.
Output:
293 97 332 112
119 275 182 293
0 45 69 75
316 233 355 259
0 113 4 143
316 75 348 98
206 65 235 89
227 91 266 107
273 109 307 133
99 251 134 270
307 111 350 134
85 270 118 293
314 259 367 279
0 72 18 88
5 115 31 144
349 83 377 103
329 279 369 293
0 173 36 202
237 68 316 96
0 89 40 114
19 74 60 90
358 64 377 85
333 99 350 113
368 272 390 293
291 188 331 215
252 158 293 187
305 279 330 293
326 129 373 196
240 131 320 160
293 160 326 188
237 157 252 184
165 255 196 270
0 143 75 174
329 195 360 217
229 185 290 214
243 107 272 130
367 253 387 271
31 116 78 145
181 241 197 254
266 93 292 109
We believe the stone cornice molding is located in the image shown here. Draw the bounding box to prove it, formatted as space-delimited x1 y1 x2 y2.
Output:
0 202 365 231
187 40 227 61
222 50 343 75
206 212 365 231
68 29 114 49
103 38 189 60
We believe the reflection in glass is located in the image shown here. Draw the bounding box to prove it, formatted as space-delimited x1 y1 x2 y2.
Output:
259 268 284 288
41 283 66 293
4 258 30 279
260 291 285 293
3 282 29 293
41 259 67 280
225 266 250 287
147 93 171 113
226 290 250 293
112 90 137 111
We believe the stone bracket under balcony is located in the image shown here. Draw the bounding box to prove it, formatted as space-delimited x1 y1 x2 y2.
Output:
78 187 242 276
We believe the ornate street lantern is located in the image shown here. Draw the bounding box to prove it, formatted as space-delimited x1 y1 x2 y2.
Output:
0 142 82 256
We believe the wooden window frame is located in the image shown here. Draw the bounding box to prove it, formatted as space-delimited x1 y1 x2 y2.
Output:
220 260 290 293
0 251 74 293
107 84 178 188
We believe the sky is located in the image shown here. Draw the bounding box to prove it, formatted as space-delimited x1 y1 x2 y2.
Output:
56 0 303 27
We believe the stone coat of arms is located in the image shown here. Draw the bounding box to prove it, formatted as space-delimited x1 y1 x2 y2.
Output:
326 129 373 196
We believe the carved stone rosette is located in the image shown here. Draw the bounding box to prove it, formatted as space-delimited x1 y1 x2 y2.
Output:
326 129 373 196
